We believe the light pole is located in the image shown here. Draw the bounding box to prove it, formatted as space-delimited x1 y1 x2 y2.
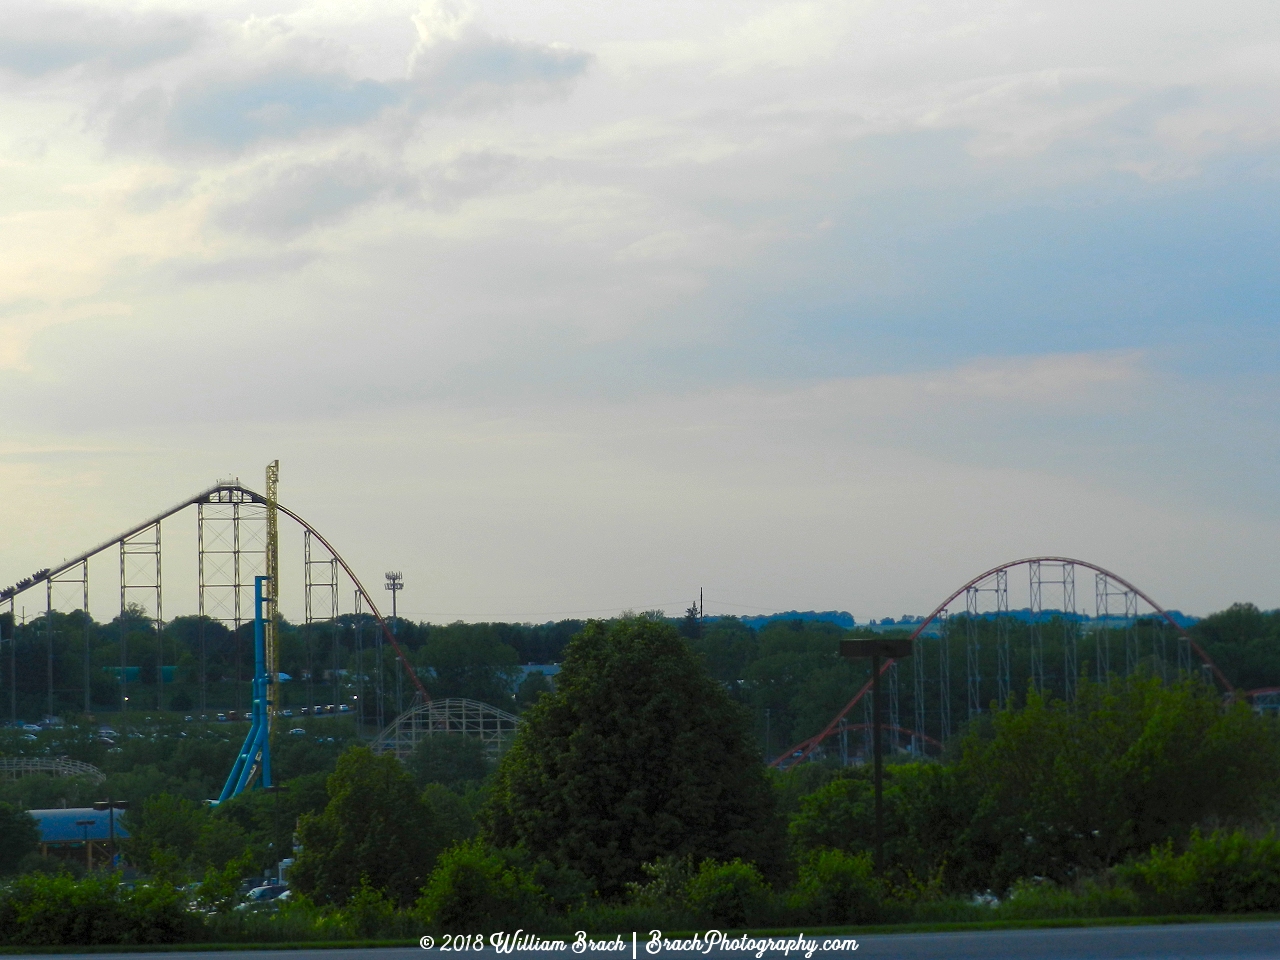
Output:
839 639 913 875
385 573 403 712
384 572 403 626
263 784 290 884
92 798 129 869
76 818 95 870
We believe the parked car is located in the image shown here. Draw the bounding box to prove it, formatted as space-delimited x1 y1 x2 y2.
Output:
289 728 306 736
235 884 289 910
337 704 351 713
299 706 310 715
280 709 293 718
216 713 227 722
22 724 41 733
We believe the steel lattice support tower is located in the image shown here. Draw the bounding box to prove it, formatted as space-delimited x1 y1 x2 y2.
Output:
1062 562 1077 700
120 522 161 713
304 531 339 623
888 660 900 751
1028 561 1045 692
47 561 90 716
994 569 1011 707
264 461 279 728
965 587 982 719
937 609 951 741
912 638 926 754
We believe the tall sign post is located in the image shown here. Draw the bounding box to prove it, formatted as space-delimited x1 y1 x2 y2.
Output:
839 638 913 874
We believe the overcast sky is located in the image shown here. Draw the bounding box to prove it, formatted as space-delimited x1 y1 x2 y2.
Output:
1 0 1277 624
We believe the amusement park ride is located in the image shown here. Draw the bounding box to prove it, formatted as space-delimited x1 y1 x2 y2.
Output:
0 461 522 801
0 463 1264 792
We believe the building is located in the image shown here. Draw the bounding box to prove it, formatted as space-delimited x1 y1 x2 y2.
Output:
29 808 130 870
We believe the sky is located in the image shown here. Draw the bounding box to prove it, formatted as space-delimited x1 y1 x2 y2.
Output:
0 0 1278 625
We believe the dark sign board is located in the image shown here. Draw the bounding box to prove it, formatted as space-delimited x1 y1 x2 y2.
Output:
840 638 914 659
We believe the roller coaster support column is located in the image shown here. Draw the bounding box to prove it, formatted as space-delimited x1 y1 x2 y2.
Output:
841 639 913 874
219 576 273 802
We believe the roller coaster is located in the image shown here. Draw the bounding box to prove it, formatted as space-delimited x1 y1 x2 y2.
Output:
772 557 1237 769
0 476 1263 784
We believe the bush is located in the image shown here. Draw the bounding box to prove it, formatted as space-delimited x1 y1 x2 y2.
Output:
995 878 1139 920
788 849 880 925
1120 829 1280 914
416 841 545 933
0 872 202 946
684 859 770 928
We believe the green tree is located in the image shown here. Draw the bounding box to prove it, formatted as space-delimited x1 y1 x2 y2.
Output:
0 802 39 874
415 839 544 933
416 631 520 705
516 671 553 711
484 614 786 897
950 677 1280 891
406 734 491 790
291 746 448 906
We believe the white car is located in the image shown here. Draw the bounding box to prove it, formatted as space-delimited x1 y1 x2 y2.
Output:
289 727 306 736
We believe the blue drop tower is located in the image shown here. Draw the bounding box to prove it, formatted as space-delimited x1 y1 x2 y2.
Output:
218 575 273 801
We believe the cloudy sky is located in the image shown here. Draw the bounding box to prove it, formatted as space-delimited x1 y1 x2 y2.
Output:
0 0 1277 624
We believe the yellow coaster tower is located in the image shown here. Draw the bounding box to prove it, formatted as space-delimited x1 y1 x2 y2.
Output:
264 460 280 730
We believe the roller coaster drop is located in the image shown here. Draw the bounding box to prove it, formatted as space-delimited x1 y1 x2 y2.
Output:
1 475 1254 786
1 465 429 797
772 556 1236 770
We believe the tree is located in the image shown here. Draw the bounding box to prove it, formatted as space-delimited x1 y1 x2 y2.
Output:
949 677 1280 891
416 631 520 704
291 747 447 906
406 734 491 790
0 802 38 874
680 604 702 640
484 614 786 897
516 671 553 711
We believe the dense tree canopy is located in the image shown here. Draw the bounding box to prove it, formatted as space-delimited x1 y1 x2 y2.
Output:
483 614 786 896
786 676 1280 893
0 803 39 875
292 747 470 906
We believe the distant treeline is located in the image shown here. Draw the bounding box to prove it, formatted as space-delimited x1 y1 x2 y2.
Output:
0 603 1276 750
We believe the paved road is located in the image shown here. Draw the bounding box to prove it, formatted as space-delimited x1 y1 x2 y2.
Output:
10 922 1280 960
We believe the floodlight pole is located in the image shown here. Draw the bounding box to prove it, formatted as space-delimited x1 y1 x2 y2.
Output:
840 639 913 875
384 572 403 627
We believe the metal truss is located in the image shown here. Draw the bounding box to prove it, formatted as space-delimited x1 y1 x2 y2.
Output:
937 608 951 741
370 697 521 761
304 530 339 623
0 756 105 783
888 660 900 751
1029 560 1079 698
120 522 161 712
47 562 89 715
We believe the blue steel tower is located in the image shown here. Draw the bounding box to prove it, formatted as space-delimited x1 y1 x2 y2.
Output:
218 575 273 801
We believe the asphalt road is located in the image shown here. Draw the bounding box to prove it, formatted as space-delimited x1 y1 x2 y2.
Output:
9 922 1280 960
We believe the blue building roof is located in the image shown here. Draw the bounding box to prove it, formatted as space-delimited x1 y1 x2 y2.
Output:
29 808 130 844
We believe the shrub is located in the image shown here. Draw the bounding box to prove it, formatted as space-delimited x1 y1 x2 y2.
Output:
0 872 202 946
1120 829 1280 914
995 878 1139 920
415 841 545 933
788 849 880 925
684 859 769 928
